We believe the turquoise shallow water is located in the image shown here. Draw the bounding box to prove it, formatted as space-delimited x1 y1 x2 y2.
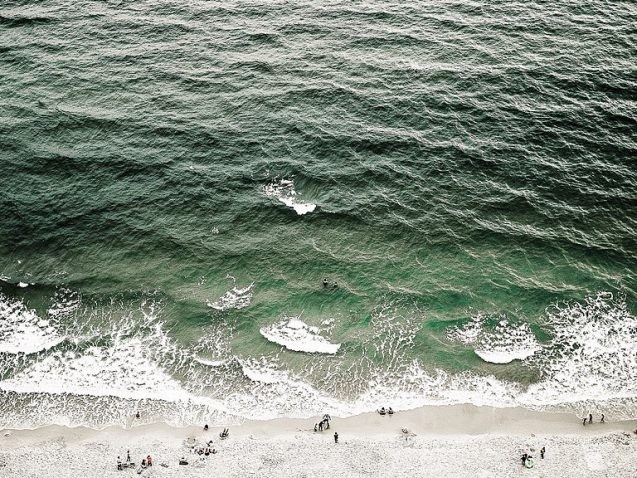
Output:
0 0 635 428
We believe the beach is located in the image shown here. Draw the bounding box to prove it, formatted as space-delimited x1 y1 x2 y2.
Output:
2 405 636 477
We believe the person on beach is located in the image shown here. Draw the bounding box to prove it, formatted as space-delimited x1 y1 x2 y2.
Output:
540 447 545 459
334 432 339 443
589 413 593 424
323 278 328 288
388 407 394 415
314 423 318 432
204 424 209 431
582 417 587 426
141 458 147 468
135 412 140 419
117 456 122 471
127 450 131 463
601 414 605 423
318 421 323 432
179 457 188 465
147 455 152 466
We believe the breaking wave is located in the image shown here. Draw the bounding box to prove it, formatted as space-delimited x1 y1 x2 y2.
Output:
207 283 254 311
448 315 541 364
260 317 341 354
263 179 316 215
0 294 65 355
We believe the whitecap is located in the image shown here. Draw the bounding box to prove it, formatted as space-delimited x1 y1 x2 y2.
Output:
260 317 340 354
0 294 64 355
448 315 541 364
47 288 80 318
207 283 254 311
263 179 316 215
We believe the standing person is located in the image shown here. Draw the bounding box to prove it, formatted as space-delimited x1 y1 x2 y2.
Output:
540 447 545 459
601 414 605 423
318 421 323 432
147 455 152 466
117 456 122 470
589 413 593 424
126 450 131 463
334 432 339 444
204 424 208 431
314 423 318 432
582 417 587 426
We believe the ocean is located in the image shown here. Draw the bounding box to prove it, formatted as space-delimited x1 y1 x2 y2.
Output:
0 0 635 429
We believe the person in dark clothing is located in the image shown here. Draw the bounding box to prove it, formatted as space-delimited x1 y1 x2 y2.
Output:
582 417 587 426
521 453 528 465
318 421 323 432
540 447 545 459
126 450 131 463
314 423 318 432
334 432 338 443
589 413 593 424
204 424 209 431
322 278 329 288
601 414 605 423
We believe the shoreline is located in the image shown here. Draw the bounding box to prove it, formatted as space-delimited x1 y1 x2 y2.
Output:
3 404 635 444
2 405 636 477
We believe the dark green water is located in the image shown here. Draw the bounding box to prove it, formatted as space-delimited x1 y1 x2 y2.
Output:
0 0 635 428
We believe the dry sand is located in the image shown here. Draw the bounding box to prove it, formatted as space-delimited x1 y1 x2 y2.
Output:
1 405 636 477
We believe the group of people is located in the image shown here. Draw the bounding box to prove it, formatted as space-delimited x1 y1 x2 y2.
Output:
116 450 152 471
194 444 217 456
521 446 545 468
314 414 331 432
322 278 338 290
582 413 604 426
378 407 394 416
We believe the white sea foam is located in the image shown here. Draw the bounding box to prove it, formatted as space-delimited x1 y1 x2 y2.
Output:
263 179 316 215
47 288 80 318
522 292 637 406
260 318 341 354
1 292 635 428
448 315 541 364
207 283 254 311
0 338 187 401
0 294 64 355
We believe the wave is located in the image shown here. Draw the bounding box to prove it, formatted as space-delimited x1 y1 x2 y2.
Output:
207 283 253 311
448 315 541 364
1 292 635 429
0 294 65 355
263 179 316 215
260 317 341 354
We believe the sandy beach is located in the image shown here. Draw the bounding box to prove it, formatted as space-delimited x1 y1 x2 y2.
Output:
1 405 636 477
